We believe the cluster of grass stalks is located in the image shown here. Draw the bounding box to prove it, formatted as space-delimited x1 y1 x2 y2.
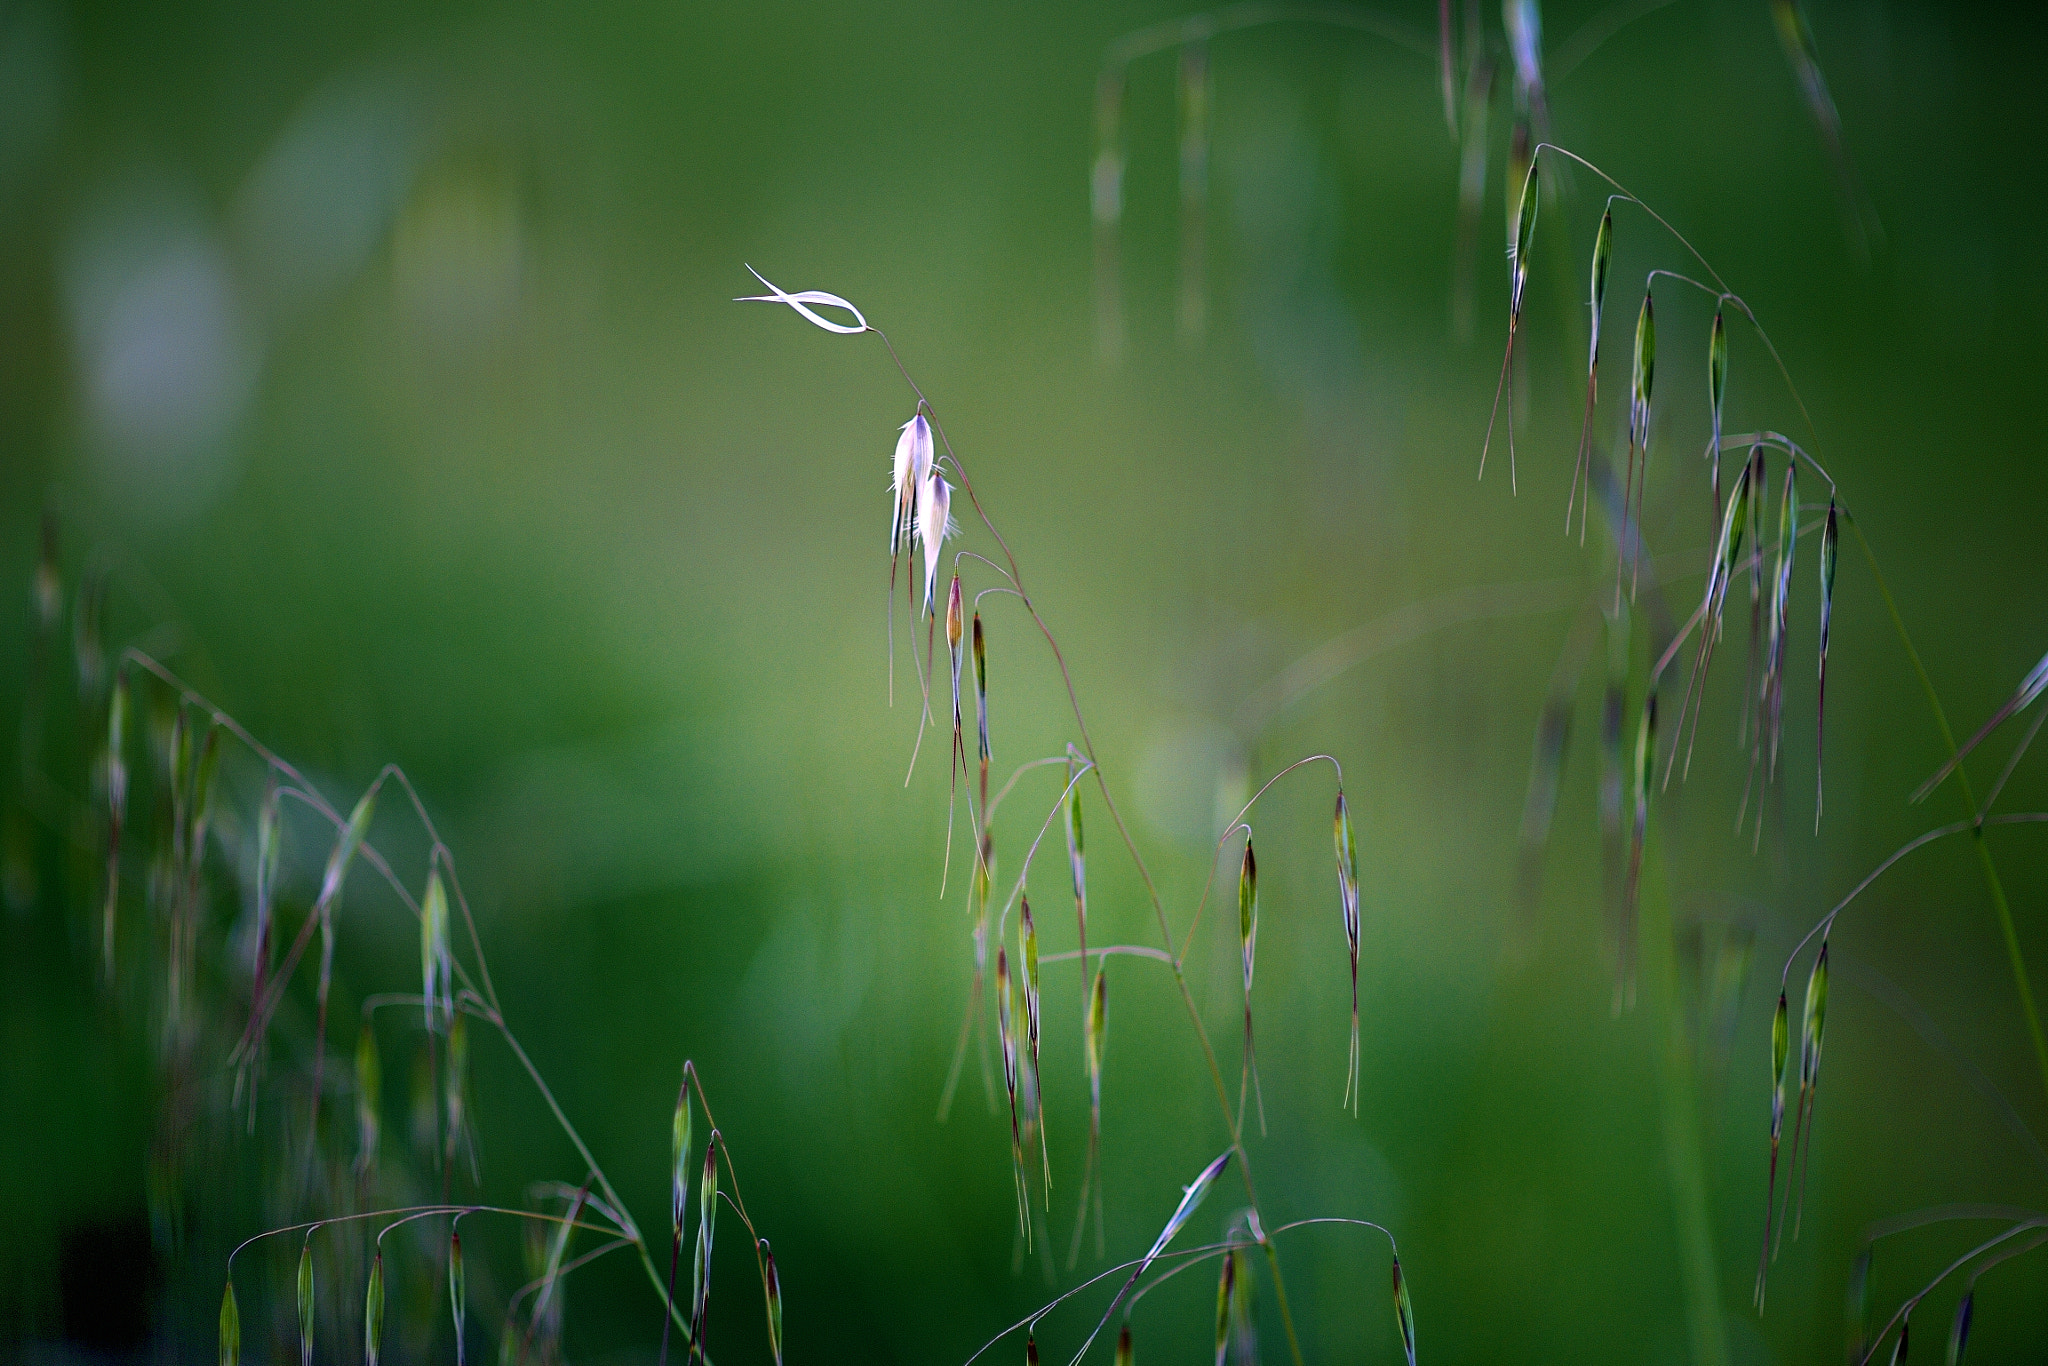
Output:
13 6 2042 1362
14 522 791 1365
736 264 1415 1366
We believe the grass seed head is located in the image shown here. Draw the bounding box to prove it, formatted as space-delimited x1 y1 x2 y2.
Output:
1588 207 1613 369
1391 1255 1417 1366
1709 309 1727 440
298 1237 315 1366
365 1251 386 1366
1801 940 1829 1089
1947 1288 1972 1366
672 1074 695 1234
451 1229 467 1366
1630 290 1656 449
1214 1246 1236 1366
219 1278 239 1366
893 414 934 553
320 788 378 913
1026 1333 1040 1366
974 613 991 768
1817 498 1839 826
1087 966 1107 1084
1509 153 1539 318
422 871 450 1029
356 1022 382 1173
1238 837 1258 994
918 471 954 617
1770 989 1789 1134
1116 1321 1133 1366
763 1239 783 1366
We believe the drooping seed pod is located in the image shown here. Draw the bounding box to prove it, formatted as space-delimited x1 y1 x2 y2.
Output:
1238 834 1264 1131
1020 896 1049 1196
1391 1255 1417 1366
1509 155 1539 321
356 1022 382 1174
1816 498 1839 829
365 1251 386 1366
918 471 953 618
219 1278 240 1366
319 789 377 914
892 413 934 556
1570 205 1616 538
762 1239 783 1366
974 613 992 800
672 1073 694 1236
421 871 450 1030
693 1130 721 1325
1213 1246 1235 1366
1630 290 1656 453
1756 987 1791 1309
450 1228 468 1366
1947 1286 1972 1365
297 1236 316 1366
1708 308 1728 510
1334 791 1361 1113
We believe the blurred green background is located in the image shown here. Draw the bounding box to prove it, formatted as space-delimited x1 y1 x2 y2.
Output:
4 0 2046 1361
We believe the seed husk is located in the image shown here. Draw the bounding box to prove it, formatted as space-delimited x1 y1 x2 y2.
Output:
1239 836 1265 1134
672 1076 694 1234
763 1239 783 1366
1787 939 1830 1240
1480 149 1541 488
1391 1255 1417 1366
1214 1246 1235 1366
1334 791 1361 1113
365 1252 386 1366
1021 896 1049 1197
451 1229 468 1366
1570 206 1615 539
422 871 450 1029
1816 498 1838 829
298 1236 316 1366
356 1022 382 1174
693 1131 721 1326
219 1278 240 1366
1756 987 1790 1309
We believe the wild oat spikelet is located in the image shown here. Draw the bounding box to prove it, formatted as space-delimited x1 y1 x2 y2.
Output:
1787 939 1829 1240
355 1021 382 1175
297 1236 315 1366
1391 1255 1417 1366
1622 288 1656 597
918 470 954 618
450 1228 468 1366
997 945 1028 1240
1570 205 1614 538
1707 307 1728 520
672 1076 694 1236
1816 498 1839 829
218 1278 239 1366
693 1131 721 1335
1115 1321 1133 1366
1948 1287 1973 1365
1020 896 1049 1197
365 1251 386 1366
1334 792 1361 1113
1756 988 1790 1309
1238 836 1265 1135
1482 153 1542 489
892 413 934 557
1213 1246 1236 1366
762 1239 784 1366
421 871 451 1030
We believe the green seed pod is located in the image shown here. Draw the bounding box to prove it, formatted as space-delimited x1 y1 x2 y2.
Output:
973 613 991 767
450 1229 467 1366
1087 967 1108 1087
1391 1255 1417 1366
1238 838 1258 994
1708 308 1727 444
1770 990 1789 1135
1631 291 1656 449
1802 941 1830 1089
297 1237 316 1366
219 1278 240 1366
356 1023 382 1172
319 788 378 912
1509 153 1539 318
1588 207 1613 371
693 1130 721 1321
1947 1288 1972 1366
1214 1247 1235 1366
763 1239 783 1366
1334 791 1359 947
365 1251 386 1366
671 1073 694 1235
